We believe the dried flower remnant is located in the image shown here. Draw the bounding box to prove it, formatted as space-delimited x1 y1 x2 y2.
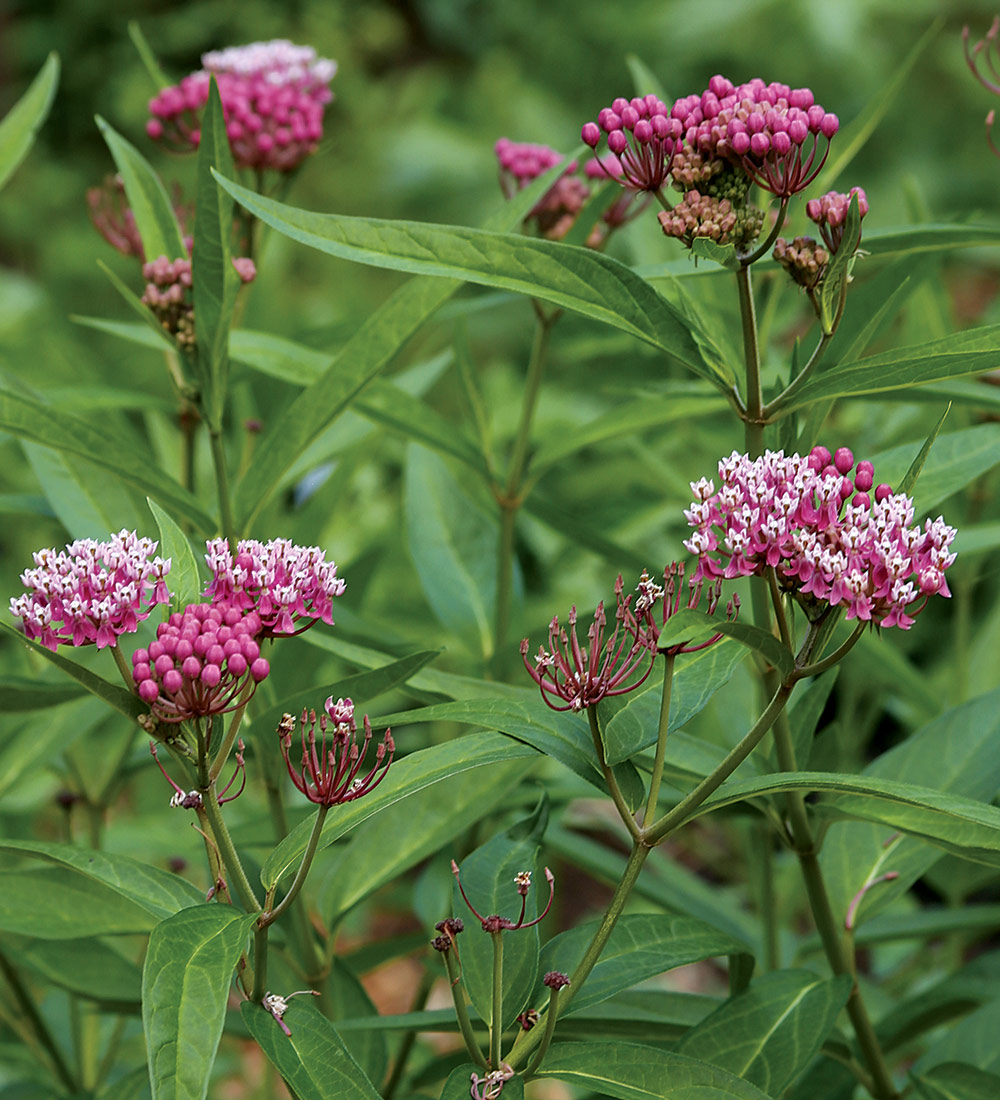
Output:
635 562 739 655
470 1066 515 1100
494 138 589 239
451 862 555 933
262 989 320 1037
204 537 345 638
9 531 171 651
142 255 256 350
805 187 868 253
132 600 269 722
149 739 246 807
521 575 656 712
582 94 683 192
683 447 957 628
278 699 394 806
147 40 336 172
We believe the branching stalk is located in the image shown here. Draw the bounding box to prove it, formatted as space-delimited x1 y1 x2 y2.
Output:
443 950 488 1069
588 707 641 841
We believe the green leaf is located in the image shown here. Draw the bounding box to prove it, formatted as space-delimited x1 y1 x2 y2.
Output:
539 1042 774 1099
0 699 98 800
322 957 387 1086
0 621 147 722
675 970 851 1095
0 838 204 919
261 731 537 888
143 906 256 1100
453 797 548 1029
691 237 739 271
96 116 186 261
897 404 951 496
818 194 861 334
18 936 141 1008
625 55 668 102
770 323 1000 415
0 388 215 533
404 444 496 657
784 668 837 769
0 869 156 937
538 914 749 1016
147 497 203 612
241 1000 382 1100
912 1063 1000 1100
249 649 440 745
655 610 792 678
914 998 1000 1075
98 1066 152 1100
823 258 916 366
229 151 594 528
193 78 238 427
321 757 534 920
603 641 747 767
128 21 169 90
0 53 59 192
0 675 84 711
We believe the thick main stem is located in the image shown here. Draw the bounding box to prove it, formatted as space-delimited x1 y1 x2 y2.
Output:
199 778 261 914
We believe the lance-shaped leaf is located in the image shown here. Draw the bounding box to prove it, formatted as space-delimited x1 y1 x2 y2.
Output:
911 1063 1000 1100
147 497 203 612
143 906 256 1100
0 53 59 191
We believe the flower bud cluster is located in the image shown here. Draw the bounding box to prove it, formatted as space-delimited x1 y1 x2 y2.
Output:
773 235 829 289
683 447 957 628
203 537 346 637
805 187 868 253
582 94 683 192
142 255 256 350
657 190 762 249
10 531 171 651
132 599 270 722
147 40 336 172
87 176 192 261
494 138 590 240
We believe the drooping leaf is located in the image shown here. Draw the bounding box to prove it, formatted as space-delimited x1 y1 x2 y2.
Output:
0 675 84 711
0 53 59 192
675 970 851 1095
142 906 256 1100
96 116 187 261
0 869 156 937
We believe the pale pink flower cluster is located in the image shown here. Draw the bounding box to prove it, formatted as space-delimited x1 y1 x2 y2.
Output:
146 39 336 172
203 538 346 637
806 187 869 253
10 531 171 651
683 447 957 628
132 599 269 722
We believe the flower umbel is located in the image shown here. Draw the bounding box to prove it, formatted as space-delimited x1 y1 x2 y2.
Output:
521 575 656 711
805 187 868 253
451 862 555 933
10 531 171 651
582 94 682 192
278 699 394 805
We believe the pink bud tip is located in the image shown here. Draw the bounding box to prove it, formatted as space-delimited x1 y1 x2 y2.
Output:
834 447 854 474
581 122 600 147
855 461 874 491
250 657 270 682
138 680 159 703
874 483 893 502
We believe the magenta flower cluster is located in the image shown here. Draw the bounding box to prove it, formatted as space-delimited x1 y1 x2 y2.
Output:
806 187 869 253
203 537 346 638
278 697 394 806
9 532 171 651
146 39 336 172
683 447 956 629
131 599 270 723
582 94 683 192
494 138 590 239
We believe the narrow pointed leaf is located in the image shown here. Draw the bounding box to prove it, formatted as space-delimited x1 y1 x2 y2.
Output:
0 53 59 191
898 404 951 495
128 21 169 90
147 497 204 611
96 261 182 352
143 906 256 1100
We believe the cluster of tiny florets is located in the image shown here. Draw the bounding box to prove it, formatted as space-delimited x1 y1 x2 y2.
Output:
805 187 869 253
131 599 269 722
582 94 683 192
146 39 336 172
203 538 346 637
657 190 762 249
683 447 956 629
494 138 589 240
142 255 255 349
773 235 829 289
10 532 171 651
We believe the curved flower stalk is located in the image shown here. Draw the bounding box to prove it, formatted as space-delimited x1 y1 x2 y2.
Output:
147 40 336 172
451 864 555 933
9 531 171 651
683 446 957 628
635 562 740 655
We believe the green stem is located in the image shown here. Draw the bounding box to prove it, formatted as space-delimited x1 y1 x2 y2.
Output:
766 568 792 650
739 198 789 266
262 804 329 929
493 311 554 667
507 843 649 1072
642 655 675 828
737 265 764 458
524 986 564 1078
0 949 78 1094
109 643 134 689
383 966 436 1099
199 776 261 914
588 707 641 841
250 923 269 1003
793 623 866 680
763 330 834 421
443 950 488 1069
209 704 247 782
490 931 504 1068
209 429 238 546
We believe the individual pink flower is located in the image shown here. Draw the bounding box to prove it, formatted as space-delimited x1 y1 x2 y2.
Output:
9 531 171 651
131 599 269 723
278 698 394 806
203 537 346 638
805 187 868 253
582 94 683 192
682 447 956 629
146 39 336 172
494 138 589 239
521 575 656 712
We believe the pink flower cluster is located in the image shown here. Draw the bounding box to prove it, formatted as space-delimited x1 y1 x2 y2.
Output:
87 176 192 261
278 697 394 805
683 447 957 629
494 138 590 239
142 255 256 350
10 532 171 651
806 187 869 253
132 600 269 722
203 537 346 637
147 39 336 172
582 95 682 192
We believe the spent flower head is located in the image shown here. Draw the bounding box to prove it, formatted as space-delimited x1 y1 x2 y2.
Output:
10 531 170 651
451 860 555 933
521 575 656 712
204 537 345 637
147 40 335 172
683 447 956 629
131 599 269 722
278 700 394 806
